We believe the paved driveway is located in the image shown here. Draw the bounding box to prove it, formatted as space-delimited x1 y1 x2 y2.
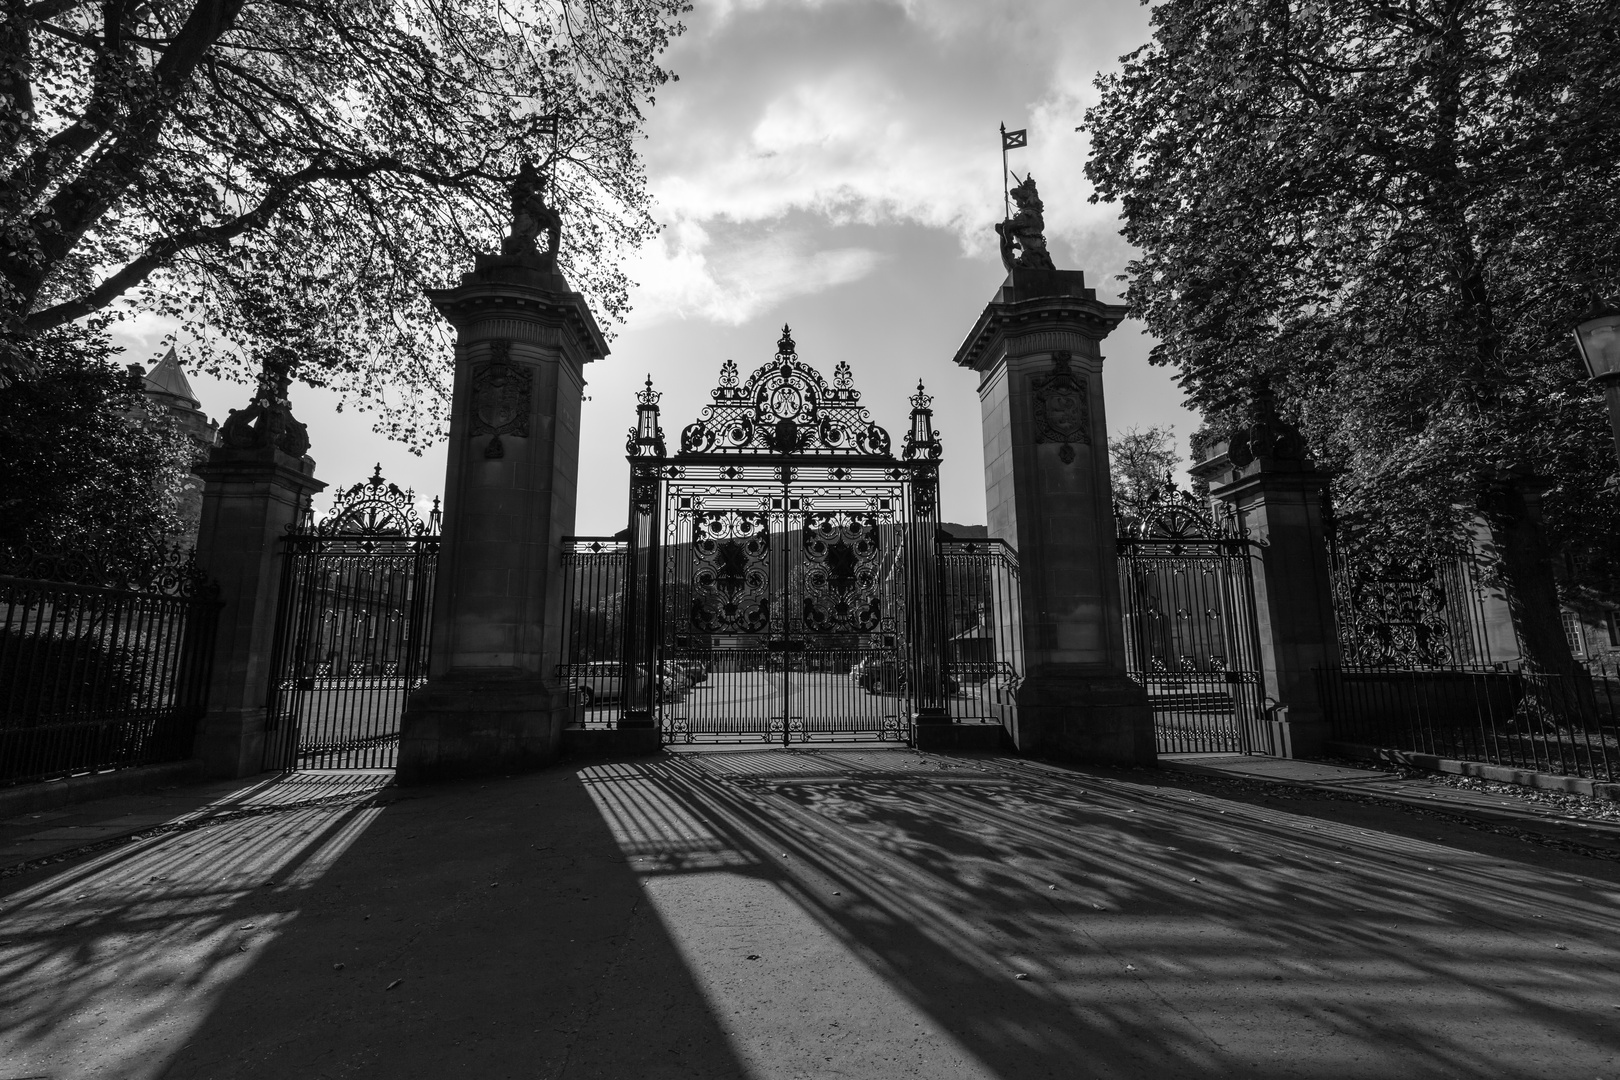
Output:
2 749 1618 1078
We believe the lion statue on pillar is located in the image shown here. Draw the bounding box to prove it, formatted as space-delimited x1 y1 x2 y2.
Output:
996 173 1056 272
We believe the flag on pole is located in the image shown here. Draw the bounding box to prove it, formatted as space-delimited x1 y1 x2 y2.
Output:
1002 128 1028 151
537 113 559 136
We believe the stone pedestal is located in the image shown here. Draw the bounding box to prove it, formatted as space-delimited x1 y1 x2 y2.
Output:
192 447 325 778
1191 429 1336 757
398 253 607 782
951 268 1155 765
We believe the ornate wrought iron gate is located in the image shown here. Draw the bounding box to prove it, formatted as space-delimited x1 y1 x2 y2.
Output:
621 327 945 744
1117 486 1268 754
263 468 440 770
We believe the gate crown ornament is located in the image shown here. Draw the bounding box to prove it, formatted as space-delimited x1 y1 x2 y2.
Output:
678 327 893 457
308 464 438 538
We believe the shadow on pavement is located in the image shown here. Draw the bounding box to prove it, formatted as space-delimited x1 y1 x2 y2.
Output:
0 768 751 1080
586 749 1620 1079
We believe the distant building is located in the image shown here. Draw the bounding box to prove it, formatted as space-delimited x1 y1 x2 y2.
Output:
126 348 218 547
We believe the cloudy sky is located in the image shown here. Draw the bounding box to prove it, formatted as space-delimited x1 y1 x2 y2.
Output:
164 0 1197 534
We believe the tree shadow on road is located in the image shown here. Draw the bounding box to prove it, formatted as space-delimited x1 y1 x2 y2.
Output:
589 749 1620 1079
0 768 752 1080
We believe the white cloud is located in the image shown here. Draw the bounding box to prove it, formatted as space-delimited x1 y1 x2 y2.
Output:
622 0 1152 324
627 219 886 325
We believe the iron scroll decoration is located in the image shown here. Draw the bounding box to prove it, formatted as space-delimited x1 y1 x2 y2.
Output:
1031 351 1090 464
0 540 214 599
679 326 894 457
303 465 441 538
470 340 532 459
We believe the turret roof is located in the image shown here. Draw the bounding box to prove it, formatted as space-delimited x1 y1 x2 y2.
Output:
143 348 201 409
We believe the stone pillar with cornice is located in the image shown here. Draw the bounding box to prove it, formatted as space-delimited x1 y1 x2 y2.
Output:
193 367 325 778
951 267 1155 765
1189 419 1337 757
398 245 607 781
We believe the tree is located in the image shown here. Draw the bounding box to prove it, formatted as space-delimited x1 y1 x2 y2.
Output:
1084 0 1620 674
1 0 688 445
1109 424 1180 517
0 323 191 576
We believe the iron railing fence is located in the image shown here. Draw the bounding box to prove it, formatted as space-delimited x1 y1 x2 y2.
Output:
1318 658 1620 781
0 549 219 786
557 537 629 729
1116 485 1270 755
935 537 1022 729
261 469 441 771
262 533 439 770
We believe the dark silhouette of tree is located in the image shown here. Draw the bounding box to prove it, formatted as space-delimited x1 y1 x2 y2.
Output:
1109 424 1179 518
1 0 689 446
0 324 191 574
1084 0 1620 675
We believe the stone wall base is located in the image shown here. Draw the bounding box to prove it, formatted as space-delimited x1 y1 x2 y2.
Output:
398 674 566 783
1327 741 1620 801
1014 674 1157 766
560 727 664 758
911 723 1010 753
1267 705 1329 759
193 706 268 779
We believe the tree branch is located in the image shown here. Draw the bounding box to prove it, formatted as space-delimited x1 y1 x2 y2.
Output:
24 156 485 332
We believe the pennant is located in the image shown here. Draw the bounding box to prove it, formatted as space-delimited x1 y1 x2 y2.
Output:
1002 128 1028 151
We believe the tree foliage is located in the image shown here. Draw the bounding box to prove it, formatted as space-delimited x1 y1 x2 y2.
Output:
1084 0 1620 672
0 323 192 575
1109 424 1180 515
1 0 689 446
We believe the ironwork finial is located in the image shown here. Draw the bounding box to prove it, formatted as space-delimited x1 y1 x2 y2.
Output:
369 463 383 487
910 380 933 411
636 374 661 407
777 324 796 357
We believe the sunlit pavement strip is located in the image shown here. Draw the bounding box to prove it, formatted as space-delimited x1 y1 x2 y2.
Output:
2 753 1619 1079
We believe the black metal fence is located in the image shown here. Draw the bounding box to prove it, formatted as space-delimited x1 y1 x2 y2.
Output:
0 549 219 786
556 536 628 729
1318 658 1620 781
262 469 440 771
936 537 1022 728
1329 531 1499 668
1117 487 1270 755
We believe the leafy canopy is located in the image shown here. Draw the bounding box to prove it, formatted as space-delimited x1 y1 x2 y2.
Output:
1 0 689 446
1109 424 1180 516
1083 0 1620 670
0 323 192 575
1083 0 1619 537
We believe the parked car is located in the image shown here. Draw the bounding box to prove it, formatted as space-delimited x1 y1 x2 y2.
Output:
672 659 709 684
571 662 677 706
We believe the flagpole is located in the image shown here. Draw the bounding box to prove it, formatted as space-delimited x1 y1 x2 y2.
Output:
999 121 1010 220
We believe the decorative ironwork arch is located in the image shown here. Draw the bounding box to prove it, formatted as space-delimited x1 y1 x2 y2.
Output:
310 464 442 537
678 326 893 457
1115 477 1246 546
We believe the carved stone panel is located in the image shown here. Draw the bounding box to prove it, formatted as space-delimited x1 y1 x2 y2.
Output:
470 341 532 459
1030 351 1090 464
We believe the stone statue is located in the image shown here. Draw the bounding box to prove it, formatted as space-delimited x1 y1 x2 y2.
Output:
502 158 562 264
218 356 310 458
995 173 1056 271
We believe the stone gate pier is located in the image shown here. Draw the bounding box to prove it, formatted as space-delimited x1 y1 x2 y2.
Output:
398 171 607 781
952 265 1155 766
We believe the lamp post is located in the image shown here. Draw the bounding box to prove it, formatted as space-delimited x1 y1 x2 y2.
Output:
1573 298 1620 480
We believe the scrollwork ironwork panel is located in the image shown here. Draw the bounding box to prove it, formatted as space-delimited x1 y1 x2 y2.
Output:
800 511 883 634
690 510 772 634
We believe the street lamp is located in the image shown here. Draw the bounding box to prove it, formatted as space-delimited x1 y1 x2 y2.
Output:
1572 298 1620 478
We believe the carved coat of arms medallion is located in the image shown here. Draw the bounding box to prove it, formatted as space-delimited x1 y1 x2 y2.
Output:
1031 351 1091 465
470 340 532 459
